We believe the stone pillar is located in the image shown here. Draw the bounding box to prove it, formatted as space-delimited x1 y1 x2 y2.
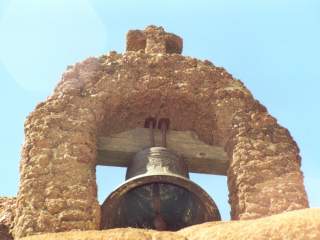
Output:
13 60 101 238
226 108 309 220
126 25 183 54
144 26 167 54
213 87 308 220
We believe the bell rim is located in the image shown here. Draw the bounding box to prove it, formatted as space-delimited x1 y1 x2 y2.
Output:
101 173 221 229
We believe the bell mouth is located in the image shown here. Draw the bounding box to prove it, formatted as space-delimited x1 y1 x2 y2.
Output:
101 173 221 231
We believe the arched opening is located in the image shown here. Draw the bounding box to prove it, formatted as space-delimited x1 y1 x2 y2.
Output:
94 90 231 229
190 173 229 220
96 166 126 205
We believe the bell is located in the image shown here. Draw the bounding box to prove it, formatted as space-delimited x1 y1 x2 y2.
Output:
101 146 221 231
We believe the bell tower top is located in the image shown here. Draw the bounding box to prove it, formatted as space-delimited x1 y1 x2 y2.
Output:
126 25 183 54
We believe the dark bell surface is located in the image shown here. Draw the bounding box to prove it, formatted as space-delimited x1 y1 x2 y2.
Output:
101 147 221 230
106 182 211 231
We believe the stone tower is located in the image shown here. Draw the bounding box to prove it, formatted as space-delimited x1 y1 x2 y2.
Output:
13 26 308 238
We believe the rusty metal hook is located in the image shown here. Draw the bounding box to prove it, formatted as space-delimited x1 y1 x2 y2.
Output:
144 117 157 147
158 118 170 147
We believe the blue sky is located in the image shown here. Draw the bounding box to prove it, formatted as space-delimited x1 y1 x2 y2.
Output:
0 0 319 220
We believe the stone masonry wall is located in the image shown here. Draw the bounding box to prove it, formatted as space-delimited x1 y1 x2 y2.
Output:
0 197 16 239
13 26 309 238
19 208 320 240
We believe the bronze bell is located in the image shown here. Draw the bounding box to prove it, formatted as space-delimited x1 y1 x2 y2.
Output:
101 119 221 231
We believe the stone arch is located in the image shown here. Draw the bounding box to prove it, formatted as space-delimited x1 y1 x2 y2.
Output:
13 27 309 238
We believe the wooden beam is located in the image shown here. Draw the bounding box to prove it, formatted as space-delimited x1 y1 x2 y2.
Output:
97 128 228 175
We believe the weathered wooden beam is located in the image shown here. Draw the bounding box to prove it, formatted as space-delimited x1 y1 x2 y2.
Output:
97 128 228 175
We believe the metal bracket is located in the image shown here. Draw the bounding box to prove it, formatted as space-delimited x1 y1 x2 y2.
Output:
158 118 170 147
144 117 157 147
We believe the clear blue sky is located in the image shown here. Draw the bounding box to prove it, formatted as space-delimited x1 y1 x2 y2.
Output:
0 0 319 220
